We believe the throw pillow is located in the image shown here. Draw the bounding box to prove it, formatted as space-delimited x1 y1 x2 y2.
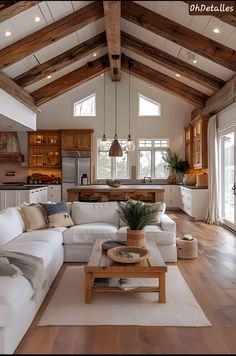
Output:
0 257 23 277
21 204 48 232
41 202 74 228
149 202 166 225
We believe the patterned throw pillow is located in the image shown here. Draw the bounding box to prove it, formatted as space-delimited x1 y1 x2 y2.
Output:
41 202 74 228
21 204 48 231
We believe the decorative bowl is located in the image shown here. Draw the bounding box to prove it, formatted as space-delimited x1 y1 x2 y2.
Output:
106 179 121 188
107 246 149 264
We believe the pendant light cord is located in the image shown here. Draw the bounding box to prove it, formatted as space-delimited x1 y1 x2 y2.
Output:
115 81 117 136
103 71 106 134
129 65 131 135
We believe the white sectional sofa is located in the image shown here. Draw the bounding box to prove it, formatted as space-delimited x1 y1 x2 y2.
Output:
0 201 176 354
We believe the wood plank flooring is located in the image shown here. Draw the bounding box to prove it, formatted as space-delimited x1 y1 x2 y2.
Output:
15 211 236 354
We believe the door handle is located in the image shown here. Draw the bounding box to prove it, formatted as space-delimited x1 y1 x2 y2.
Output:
233 183 236 195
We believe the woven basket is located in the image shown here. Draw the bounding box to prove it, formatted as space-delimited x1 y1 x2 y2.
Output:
107 246 149 264
176 237 198 259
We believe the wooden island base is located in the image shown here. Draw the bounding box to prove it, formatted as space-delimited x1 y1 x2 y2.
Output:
67 185 164 203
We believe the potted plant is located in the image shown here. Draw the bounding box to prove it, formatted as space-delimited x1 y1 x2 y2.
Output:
117 200 160 247
161 149 190 183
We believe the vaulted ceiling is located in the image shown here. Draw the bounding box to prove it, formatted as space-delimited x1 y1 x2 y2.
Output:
0 0 236 116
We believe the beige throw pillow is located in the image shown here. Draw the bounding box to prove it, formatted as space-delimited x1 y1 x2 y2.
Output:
21 204 48 232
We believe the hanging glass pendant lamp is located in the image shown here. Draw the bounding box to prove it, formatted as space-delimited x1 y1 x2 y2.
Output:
109 82 123 157
126 64 135 152
98 71 110 152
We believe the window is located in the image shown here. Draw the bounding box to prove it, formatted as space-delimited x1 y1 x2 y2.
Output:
138 94 161 116
74 94 96 116
138 139 169 179
97 139 129 179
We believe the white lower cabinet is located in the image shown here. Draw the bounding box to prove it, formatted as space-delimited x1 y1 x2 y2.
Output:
47 185 61 202
163 185 180 209
179 186 208 220
0 187 48 210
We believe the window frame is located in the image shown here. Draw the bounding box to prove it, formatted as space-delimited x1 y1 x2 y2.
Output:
138 93 161 117
73 93 96 117
96 138 130 179
138 139 169 179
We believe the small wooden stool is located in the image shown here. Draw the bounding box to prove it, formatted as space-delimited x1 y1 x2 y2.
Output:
176 237 198 259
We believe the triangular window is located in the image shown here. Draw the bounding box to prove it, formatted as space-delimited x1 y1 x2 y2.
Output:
74 93 96 117
138 94 160 116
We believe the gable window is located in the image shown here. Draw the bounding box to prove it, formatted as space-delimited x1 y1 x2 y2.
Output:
74 93 96 117
138 139 169 179
138 94 161 116
97 139 129 179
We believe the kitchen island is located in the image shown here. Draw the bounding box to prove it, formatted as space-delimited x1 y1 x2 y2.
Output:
67 185 164 203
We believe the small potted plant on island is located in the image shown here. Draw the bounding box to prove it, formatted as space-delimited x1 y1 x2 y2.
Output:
161 149 189 184
117 200 162 247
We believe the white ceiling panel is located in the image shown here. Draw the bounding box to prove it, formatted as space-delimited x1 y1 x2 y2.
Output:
168 1 192 27
154 1 173 17
34 32 79 63
225 29 236 51
202 17 235 45
188 14 211 33
72 1 93 10
26 47 107 93
135 1 156 11
0 5 48 50
162 40 181 58
45 1 73 21
77 18 105 44
2 55 39 78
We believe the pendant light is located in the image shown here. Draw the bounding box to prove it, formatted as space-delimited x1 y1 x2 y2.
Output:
98 71 110 152
109 81 123 157
126 62 135 152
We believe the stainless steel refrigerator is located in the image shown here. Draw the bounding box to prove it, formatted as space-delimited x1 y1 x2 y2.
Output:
62 151 91 201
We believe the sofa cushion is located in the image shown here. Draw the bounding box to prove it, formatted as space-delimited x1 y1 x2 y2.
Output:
0 207 25 245
13 229 64 248
63 223 118 244
20 204 48 232
0 275 33 327
117 225 175 245
41 202 74 228
72 201 119 225
0 241 53 268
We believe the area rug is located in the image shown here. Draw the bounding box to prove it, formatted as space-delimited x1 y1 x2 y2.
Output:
38 266 211 327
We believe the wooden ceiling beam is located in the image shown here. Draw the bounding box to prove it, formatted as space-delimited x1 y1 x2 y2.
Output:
31 55 109 106
121 1 236 72
103 1 121 81
121 31 224 91
192 74 236 119
0 1 42 23
15 32 107 87
121 54 208 107
0 71 37 112
0 1 103 69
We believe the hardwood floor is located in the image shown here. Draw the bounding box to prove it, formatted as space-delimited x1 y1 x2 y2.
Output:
15 211 236 354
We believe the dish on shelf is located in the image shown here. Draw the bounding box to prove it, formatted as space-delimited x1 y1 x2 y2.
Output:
106 179 121 187
107 246 149 264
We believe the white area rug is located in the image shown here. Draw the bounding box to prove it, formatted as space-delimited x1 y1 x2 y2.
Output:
38 266 211 327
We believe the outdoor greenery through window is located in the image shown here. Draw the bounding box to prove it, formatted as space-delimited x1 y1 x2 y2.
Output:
74 93 96 116
138 94 161 116
97 139 129 179
138 139 169 179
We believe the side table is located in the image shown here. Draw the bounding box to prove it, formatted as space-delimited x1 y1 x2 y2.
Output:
176 237 198 259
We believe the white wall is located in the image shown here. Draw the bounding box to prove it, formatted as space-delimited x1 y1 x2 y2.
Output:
37 71 194 177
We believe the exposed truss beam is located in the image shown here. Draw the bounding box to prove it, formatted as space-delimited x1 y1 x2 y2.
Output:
121 31 224 91
103 1 121 81
0 71 37 112
121 54 208 107
31 55 109 106
121 1 236 72
0 1 42 23
15 32 107 87
0 1 103 69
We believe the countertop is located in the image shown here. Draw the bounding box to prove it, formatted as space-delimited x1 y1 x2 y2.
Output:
69 184 208 190
0 185 47 190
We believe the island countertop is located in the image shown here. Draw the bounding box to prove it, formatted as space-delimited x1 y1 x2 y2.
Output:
67 185 165 203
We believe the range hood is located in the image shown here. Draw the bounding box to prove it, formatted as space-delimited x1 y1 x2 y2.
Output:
0 132 24 162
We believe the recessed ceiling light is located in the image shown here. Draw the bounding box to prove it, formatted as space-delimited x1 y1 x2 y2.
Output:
193 59 198 64
93 52 97 57
4 30 12 37
46 75 52 79
213 28 220 33
176 73 181 77
34 16 41 22
101 73 104 77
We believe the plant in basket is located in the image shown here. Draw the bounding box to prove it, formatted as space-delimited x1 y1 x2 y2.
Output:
117 200 159 247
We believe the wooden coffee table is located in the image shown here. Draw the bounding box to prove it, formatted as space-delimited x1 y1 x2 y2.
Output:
84 239 167 304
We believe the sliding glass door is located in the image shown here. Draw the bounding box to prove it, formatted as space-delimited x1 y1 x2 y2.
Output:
219 127 236 231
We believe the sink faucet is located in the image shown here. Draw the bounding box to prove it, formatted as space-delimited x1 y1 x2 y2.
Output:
142 176 152 183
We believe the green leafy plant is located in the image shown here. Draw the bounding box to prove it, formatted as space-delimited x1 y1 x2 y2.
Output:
117 200 158 230
161 149 189 174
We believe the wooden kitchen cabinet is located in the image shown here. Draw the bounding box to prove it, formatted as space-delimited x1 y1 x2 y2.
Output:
28 130 61 169
61 130 93 151
192 116 208 169
184 124 193 168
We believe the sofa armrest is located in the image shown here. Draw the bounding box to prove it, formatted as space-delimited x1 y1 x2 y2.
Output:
160 214 176 233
